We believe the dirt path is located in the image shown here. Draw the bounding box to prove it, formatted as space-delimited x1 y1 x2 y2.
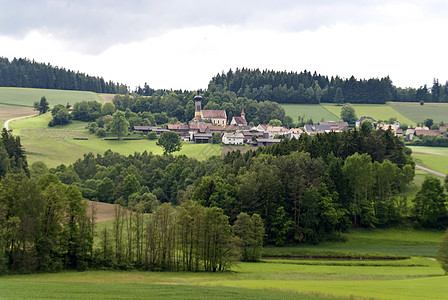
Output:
413 151 448 156
4 113 38 130
416 165 446 177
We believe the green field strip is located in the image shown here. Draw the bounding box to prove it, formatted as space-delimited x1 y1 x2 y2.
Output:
412 153 448 175
322 104 416 126
280 104 341 122
389 102 448 123
0 87 99 107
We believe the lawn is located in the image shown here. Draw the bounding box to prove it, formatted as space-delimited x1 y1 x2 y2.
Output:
409 146 448 176
412 153 448 175
390 102 448 123
280 104 341 122
322 103 416 126
9 113 222 168
0 87 100 107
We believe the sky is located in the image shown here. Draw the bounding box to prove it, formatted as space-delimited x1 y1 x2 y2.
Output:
0 0 447 91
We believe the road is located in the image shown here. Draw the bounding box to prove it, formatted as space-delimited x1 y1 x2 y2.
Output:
3 114 38 131
416 165 446 177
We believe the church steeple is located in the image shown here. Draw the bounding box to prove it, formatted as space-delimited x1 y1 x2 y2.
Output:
194 91 202 119
241 108 245 120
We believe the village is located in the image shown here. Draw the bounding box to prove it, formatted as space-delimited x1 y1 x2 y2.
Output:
133 93 448 145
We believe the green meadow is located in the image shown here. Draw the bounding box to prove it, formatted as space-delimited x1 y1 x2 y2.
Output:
390 102 448 123
280 102 448 126
1 228 446 300
410 146 448 175
0 87 99 107
9 113 221 168
322 103 416 126
280 104 341 122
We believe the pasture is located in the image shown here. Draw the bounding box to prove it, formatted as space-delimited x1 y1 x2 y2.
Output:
9 113 221 167
390 102 448 123
322 104 416 126
410 146 448 176
280 104 341 122
280 102 448 126
0 226 446 300
0 87 99 107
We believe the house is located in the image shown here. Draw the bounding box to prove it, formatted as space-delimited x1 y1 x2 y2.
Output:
253 138 282 146
304 124 331 135
376 123 396 133
319 121 348 128
356 116 376 127
230 109 247 127
133 126 170 135
192 133 213 143
287 128 303 139
222 132 244 145
167 123 190 136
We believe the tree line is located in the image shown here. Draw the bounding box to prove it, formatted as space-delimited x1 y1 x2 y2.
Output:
208 68 448 104
0 57 128 94
0 129 264 274
40 127 438 245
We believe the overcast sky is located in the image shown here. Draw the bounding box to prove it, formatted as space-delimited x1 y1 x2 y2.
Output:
1 0 447 90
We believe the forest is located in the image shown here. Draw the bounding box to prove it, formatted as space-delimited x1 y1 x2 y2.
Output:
208 68 448 104
39 126 440 246
0 129 263 273
3 57 448 106
0 57 128 94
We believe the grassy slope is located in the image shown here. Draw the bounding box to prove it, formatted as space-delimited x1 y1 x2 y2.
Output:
280 104 341 122
390 102 448 123
322 103 416 126
9 113 221 167
409 146 448 175
0 87 99 107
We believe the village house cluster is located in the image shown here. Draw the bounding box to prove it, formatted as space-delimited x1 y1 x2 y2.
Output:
132 94 448 145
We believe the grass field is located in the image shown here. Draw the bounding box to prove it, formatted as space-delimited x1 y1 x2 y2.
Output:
409 146 448 176
9 113 221 167
390 102 448 123
280 104 341 122
322 104 417 126
0 87 100 107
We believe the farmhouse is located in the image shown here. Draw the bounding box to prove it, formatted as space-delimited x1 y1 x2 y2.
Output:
356 116 376 127
222 132 244 145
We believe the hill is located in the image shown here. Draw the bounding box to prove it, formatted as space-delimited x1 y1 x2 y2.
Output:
0 57 127 93
0 87 100 107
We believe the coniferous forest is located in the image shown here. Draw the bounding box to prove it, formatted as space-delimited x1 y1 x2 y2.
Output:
0 57 128 94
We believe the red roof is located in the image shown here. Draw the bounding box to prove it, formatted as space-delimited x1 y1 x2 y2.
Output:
415 130 441 136
201 110 226 119
232 116 247 125
168 123 189 130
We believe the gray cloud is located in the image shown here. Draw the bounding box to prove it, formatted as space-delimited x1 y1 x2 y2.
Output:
0 0 445 54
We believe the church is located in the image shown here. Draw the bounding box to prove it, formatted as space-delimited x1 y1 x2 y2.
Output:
193 92 227 126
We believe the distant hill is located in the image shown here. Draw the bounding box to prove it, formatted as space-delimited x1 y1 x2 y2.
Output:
0 57 128 94
208 68 448 104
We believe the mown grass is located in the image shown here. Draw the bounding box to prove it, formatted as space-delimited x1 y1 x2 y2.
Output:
10 113 222 167
390 102 448 123
280 104 341 122
1 227 446 299
0 279 325 300
410 146 448 156
322 103 416 126
0 87 99 107
412 153 448 175
262 228 444 258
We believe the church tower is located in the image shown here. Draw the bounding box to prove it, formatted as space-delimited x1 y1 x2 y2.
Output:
194 91 202 119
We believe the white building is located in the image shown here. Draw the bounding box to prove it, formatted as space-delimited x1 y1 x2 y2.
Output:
222 132 244 145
